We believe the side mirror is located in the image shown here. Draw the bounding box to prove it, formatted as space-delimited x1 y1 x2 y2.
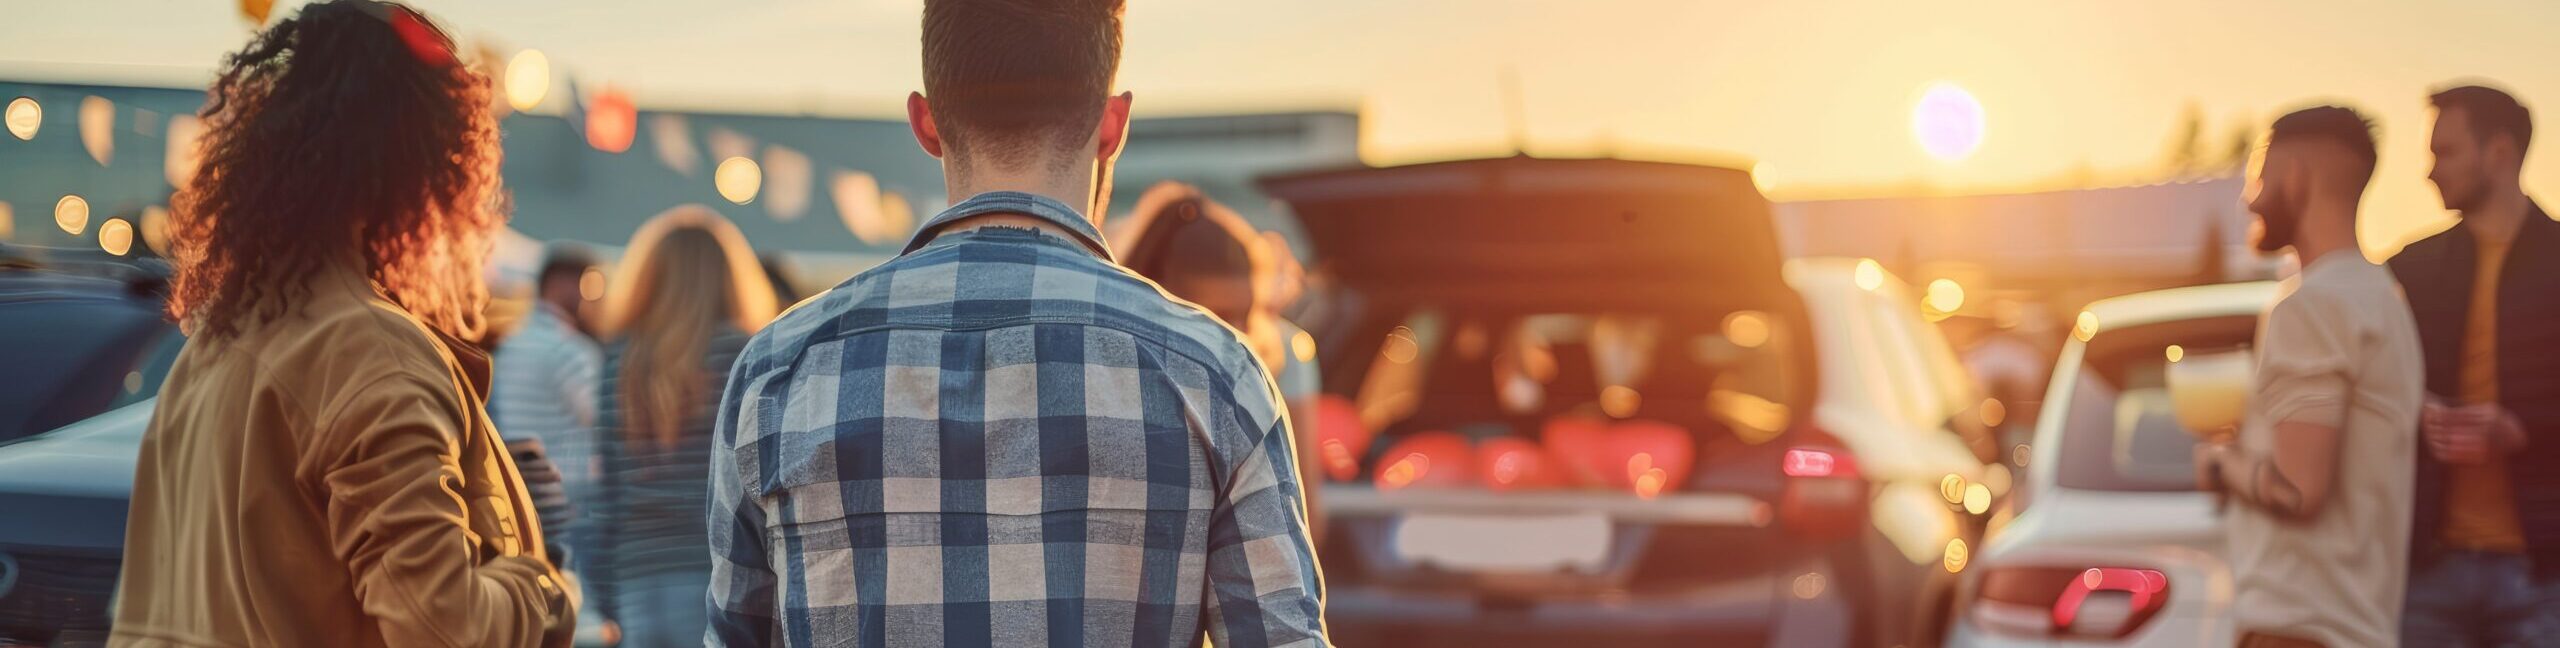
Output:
2165 348 2252 440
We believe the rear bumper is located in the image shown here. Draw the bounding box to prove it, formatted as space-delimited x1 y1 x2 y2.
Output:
1324 562 1853 647
1944 615 2230 647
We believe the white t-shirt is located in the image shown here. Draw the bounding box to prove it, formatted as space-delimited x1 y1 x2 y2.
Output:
2227 251 2424 647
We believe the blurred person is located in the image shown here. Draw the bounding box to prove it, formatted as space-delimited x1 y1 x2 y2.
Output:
758 251 802 309
2195 105 2424 648
1114 183 1328 538
703 0 1325 645
114 2 575 646
492 244 604 567
2391 84 2560 647
591 206 777 648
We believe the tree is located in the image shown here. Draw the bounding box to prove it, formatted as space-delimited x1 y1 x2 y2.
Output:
2167 102 2208 177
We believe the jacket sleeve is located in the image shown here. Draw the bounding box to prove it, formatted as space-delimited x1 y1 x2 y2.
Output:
318 373 563 648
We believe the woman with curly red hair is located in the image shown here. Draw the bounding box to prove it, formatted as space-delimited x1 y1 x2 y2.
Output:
112 2 575 646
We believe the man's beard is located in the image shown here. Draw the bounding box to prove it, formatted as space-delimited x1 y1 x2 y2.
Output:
2441 180 2485 215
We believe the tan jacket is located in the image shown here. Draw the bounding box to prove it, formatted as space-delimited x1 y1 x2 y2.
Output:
110 267 573 647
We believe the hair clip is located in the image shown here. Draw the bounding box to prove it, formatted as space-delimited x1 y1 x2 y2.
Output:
351 0 457 69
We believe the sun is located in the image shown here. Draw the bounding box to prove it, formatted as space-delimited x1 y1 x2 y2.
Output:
1912 83 1986 162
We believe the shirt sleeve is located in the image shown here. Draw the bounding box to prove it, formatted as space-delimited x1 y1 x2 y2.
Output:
2255 288 2355 429
1203 362 1329 648
706 359 779 647
317 373 561 648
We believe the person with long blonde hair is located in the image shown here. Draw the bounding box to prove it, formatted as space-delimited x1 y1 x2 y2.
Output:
115 2 575 646
588 205 777 648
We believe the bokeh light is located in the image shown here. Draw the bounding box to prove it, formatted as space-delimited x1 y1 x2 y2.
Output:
1912 82 1985 162
505 50 550 112
97 217 133 256
1940 473 1967 504
1791 572 1826 600
139 206 171 255
0 202 13 241
1854 258 1884 292
1382 326 1420 364
1925 278 1965 314
579 267 606 302
761 145 813 220
1962 483 1991 515
1979 397 2006 428
714 156 763 205
1943 538 1970 573
55 194 89 235
584 87 637 154
1292 330 1318 363
2165 344 2185 363
79 95 114 166
164 116 204 189
2074 310 2101 342
1600 385 1642 419
1722 310 1770 349
5 97 37 140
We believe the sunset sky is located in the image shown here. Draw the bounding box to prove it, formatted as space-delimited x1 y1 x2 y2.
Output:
6 0 2558 257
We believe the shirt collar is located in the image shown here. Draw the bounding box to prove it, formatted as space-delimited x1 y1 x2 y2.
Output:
902 191 1115 261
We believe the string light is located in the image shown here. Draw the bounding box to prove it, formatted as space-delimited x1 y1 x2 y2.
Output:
5 97 38 140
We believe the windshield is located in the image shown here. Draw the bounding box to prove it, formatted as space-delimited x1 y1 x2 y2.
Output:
0 286 185 442
1347 308 1805 468
2053 314 2256 492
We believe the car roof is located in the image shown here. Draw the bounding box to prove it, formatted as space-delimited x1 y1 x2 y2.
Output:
2078 281 2278 335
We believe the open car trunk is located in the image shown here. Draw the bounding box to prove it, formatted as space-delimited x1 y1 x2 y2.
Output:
1259 157 1839 596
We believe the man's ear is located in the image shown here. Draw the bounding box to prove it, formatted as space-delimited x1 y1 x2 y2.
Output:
1096 91 1135 161
908 92 945 159
2492 135 2527 175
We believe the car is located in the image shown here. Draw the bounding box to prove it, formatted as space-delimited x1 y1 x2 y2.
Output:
1261 157 2000 647
0 253 183 648
1943 281 2276 648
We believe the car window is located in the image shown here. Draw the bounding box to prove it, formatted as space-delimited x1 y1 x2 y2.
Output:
2054 315 2257 492
0 293 181 441
1863 280 1956 430
1799 281 1915 430
1350 308 1803 459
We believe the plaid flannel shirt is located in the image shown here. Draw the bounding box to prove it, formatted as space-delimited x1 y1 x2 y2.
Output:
706 191 1326 647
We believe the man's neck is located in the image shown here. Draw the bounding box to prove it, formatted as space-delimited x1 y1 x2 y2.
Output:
2460 187 2531 244
2292 199 2363 266
939 166 1099 237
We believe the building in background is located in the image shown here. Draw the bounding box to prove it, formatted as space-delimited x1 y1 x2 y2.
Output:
0 80 1357 300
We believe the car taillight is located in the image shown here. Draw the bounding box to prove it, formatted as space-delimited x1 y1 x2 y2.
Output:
1970 566 2172 639
1777 441 1864 541
1783 447 1852 478
1374 431 1476 491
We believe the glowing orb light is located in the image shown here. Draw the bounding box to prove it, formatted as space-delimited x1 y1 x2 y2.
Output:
1912 83 1985 162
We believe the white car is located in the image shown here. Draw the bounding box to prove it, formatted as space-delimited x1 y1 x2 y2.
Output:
1944 281 2276 647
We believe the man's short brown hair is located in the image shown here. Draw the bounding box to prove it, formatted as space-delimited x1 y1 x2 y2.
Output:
2270 105 2379 189
922 0 1125 169
2431 84 2533 153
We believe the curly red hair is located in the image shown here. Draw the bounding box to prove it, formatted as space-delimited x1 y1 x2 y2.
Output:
169 0 504 341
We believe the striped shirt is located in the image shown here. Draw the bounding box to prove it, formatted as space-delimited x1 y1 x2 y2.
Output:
591 329 749 617
706 191 1326 647
491 301 602 549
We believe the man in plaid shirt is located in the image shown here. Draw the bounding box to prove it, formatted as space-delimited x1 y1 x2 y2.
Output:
704 1 1325 646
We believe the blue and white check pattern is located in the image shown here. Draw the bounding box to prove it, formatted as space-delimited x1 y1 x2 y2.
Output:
707 191 1326 648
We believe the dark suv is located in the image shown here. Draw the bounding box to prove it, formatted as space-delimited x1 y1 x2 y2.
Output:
1263 157 1995 647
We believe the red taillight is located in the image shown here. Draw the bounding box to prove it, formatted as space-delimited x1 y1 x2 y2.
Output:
1783 448 1839 478
1777 441 1864 541
1971 566 2173 639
